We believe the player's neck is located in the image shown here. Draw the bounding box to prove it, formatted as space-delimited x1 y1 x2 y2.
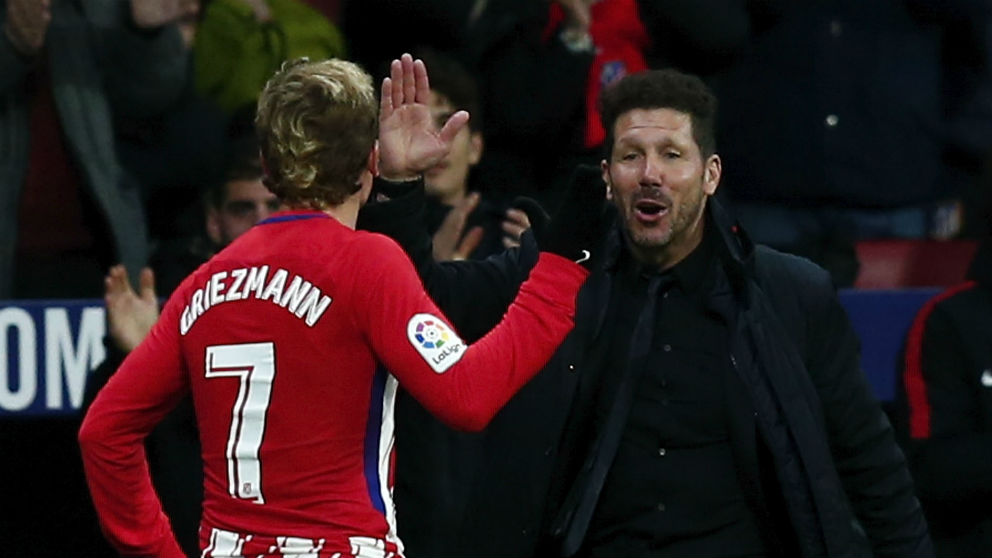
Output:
323 197 362 230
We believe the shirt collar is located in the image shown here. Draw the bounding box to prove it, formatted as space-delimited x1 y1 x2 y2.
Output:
257 209 330 225
617 217 716 297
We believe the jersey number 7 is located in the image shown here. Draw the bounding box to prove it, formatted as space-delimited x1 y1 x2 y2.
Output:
205 342 276 504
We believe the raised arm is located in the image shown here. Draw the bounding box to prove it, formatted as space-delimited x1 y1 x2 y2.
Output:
364 53 537 336
363 54 607 339
358 236 587 432
358 53 613 428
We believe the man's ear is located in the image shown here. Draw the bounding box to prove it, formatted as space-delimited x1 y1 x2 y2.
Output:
703 154 721 196
358 142 380 204
468 132 484 166
601 159 612 201
206 206 222 245
369 141 381 177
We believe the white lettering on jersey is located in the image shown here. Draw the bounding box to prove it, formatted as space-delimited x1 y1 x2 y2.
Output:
406 313 465 373
260 269 288 303
226 268 247 301
191 289 204 319
180 266 332 335
209 271 228 306
244 265 269 299
279 276 312 312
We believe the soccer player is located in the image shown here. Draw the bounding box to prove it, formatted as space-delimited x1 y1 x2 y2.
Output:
78 55 597 558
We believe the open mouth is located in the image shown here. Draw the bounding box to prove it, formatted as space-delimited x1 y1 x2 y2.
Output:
634 199 668 221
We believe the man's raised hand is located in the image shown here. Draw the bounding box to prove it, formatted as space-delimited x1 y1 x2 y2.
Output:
378 53 470 181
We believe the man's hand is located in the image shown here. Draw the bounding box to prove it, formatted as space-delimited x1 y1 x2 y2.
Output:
500 208 532 249
432 193 483 261
543 165 609 270
104 265 159 353
130 0 199 29
379 53 470 181
557 0 592 31
3 0 51 56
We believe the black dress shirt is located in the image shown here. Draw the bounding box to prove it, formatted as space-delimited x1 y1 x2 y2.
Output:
584 222 767 557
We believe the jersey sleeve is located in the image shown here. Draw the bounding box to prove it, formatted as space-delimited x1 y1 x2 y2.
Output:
78 289 190 558
356 236 587 431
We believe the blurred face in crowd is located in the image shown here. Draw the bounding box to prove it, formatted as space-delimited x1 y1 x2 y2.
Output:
424 90 483 206
207 178 282 247
603 107 721 269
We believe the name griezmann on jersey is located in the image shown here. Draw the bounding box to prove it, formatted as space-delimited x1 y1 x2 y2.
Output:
180 265 332 335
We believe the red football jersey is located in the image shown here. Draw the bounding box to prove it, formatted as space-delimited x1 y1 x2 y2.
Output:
79 210 586 558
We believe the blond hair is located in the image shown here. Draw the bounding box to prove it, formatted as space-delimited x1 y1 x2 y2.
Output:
255 58 378 209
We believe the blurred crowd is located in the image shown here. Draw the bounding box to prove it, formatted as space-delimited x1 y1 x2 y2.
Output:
7 0 992 302
2 0 992 556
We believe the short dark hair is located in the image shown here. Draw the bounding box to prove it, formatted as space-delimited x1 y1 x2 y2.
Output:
414 47 483 132
599 69 717 158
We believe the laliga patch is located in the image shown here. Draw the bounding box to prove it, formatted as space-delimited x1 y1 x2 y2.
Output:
407 313 465 373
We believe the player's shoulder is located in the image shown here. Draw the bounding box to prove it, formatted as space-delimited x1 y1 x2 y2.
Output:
351 229 403 249
341 229 403 257
284 217 405 259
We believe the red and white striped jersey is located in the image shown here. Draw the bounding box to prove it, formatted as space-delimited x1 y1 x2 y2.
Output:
79 210 586 558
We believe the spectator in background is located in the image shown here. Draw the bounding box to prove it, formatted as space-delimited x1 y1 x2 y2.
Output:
413 47 532 261
345 0 600 205
116 0 230 247
0 1 191 555
542 0 649 152
193 0 345 118
465 0 755 207
460 0 599 205
347 0 748 210
101 135 279 355
714 0 992 286
2 0 191 300
87 135 279 558
897 207 992 557
153 134 281 293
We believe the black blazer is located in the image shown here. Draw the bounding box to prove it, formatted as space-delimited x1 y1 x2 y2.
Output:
357 185 933 558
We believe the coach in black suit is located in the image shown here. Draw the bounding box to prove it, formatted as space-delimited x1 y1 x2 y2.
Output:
361 68 932 558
